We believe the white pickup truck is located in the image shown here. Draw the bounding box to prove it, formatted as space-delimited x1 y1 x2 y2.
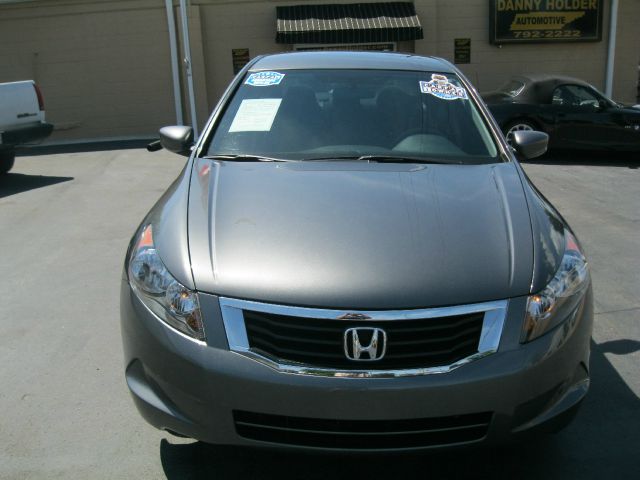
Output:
0 80 53 174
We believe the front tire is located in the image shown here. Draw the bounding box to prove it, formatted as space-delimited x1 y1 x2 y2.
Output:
0 148 16 174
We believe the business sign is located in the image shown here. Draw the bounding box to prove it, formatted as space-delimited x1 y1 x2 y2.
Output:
490 0 603 44
454 38 471 64
232 48 250 75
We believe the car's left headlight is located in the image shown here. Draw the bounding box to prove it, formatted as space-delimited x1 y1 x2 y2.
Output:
522 229 589 343
128 224 205 341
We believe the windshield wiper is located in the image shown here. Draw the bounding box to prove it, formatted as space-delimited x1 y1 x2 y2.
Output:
204 154 456 164
358 155 456 164
201 154 291 162
307 155 454 164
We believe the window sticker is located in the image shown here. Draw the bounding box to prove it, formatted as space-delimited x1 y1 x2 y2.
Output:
228 98 282 132
419 74 468 101
245 71 285 86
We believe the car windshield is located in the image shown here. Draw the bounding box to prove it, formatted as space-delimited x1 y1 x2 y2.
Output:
589 85 617 107
206 69 499 164
497 80 525 97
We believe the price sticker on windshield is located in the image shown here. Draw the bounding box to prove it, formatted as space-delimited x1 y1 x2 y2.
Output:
229 98 282 132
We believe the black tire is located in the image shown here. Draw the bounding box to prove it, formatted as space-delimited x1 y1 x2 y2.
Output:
0 148 16 174
503 120 538 148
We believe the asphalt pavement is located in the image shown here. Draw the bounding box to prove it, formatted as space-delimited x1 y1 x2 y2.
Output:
0 147 638 479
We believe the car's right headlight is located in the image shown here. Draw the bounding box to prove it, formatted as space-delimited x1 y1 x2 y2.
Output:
522 229 589 343
128 224 205 341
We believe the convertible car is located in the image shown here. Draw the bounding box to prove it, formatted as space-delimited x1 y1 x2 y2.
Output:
483 74 640 152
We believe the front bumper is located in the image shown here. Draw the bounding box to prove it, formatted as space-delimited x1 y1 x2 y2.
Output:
120 279 593 452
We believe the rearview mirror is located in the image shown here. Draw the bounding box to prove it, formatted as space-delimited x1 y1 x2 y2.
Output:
159 125 194 156
511 130 548 160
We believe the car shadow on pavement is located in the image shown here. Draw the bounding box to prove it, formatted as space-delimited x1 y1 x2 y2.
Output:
15 139 153 156
528 151 640 169
159 339 640 480
0 172 73 199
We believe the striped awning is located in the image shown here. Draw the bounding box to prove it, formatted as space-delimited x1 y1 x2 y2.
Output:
276 2 424 44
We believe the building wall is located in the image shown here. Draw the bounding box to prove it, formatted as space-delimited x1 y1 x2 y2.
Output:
197 0 638 104
612 0 640 103
414 0 610 90
414 0 639 98
0 0 180 140
0 0 638 142
199 1 289 115
0 0 177 142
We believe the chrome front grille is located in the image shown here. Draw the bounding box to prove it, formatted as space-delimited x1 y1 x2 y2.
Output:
219 297 507 378
243 309 484 370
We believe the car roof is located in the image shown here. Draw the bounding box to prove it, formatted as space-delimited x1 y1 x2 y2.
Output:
513 73 593 89
249 51 457 73
505 74 596 103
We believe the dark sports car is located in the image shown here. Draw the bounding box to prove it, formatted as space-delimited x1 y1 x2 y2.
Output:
483 74 640 152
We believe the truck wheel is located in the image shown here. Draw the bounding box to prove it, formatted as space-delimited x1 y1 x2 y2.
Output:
0 149 16 174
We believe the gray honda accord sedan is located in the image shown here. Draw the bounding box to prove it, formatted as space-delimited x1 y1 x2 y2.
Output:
120 52 593 451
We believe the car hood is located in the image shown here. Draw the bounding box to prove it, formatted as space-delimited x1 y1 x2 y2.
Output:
618 104 640 115
187 159 534 309
480 91 515 104
617 102 640 110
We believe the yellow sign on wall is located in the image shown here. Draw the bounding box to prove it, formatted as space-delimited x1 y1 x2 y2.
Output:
490 0 602 44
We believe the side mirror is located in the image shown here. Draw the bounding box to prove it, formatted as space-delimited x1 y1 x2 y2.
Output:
511 130 548 160
159 125 194 156
597 99 609 111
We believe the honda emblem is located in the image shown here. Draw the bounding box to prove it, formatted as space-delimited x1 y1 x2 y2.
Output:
343 327 387 361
